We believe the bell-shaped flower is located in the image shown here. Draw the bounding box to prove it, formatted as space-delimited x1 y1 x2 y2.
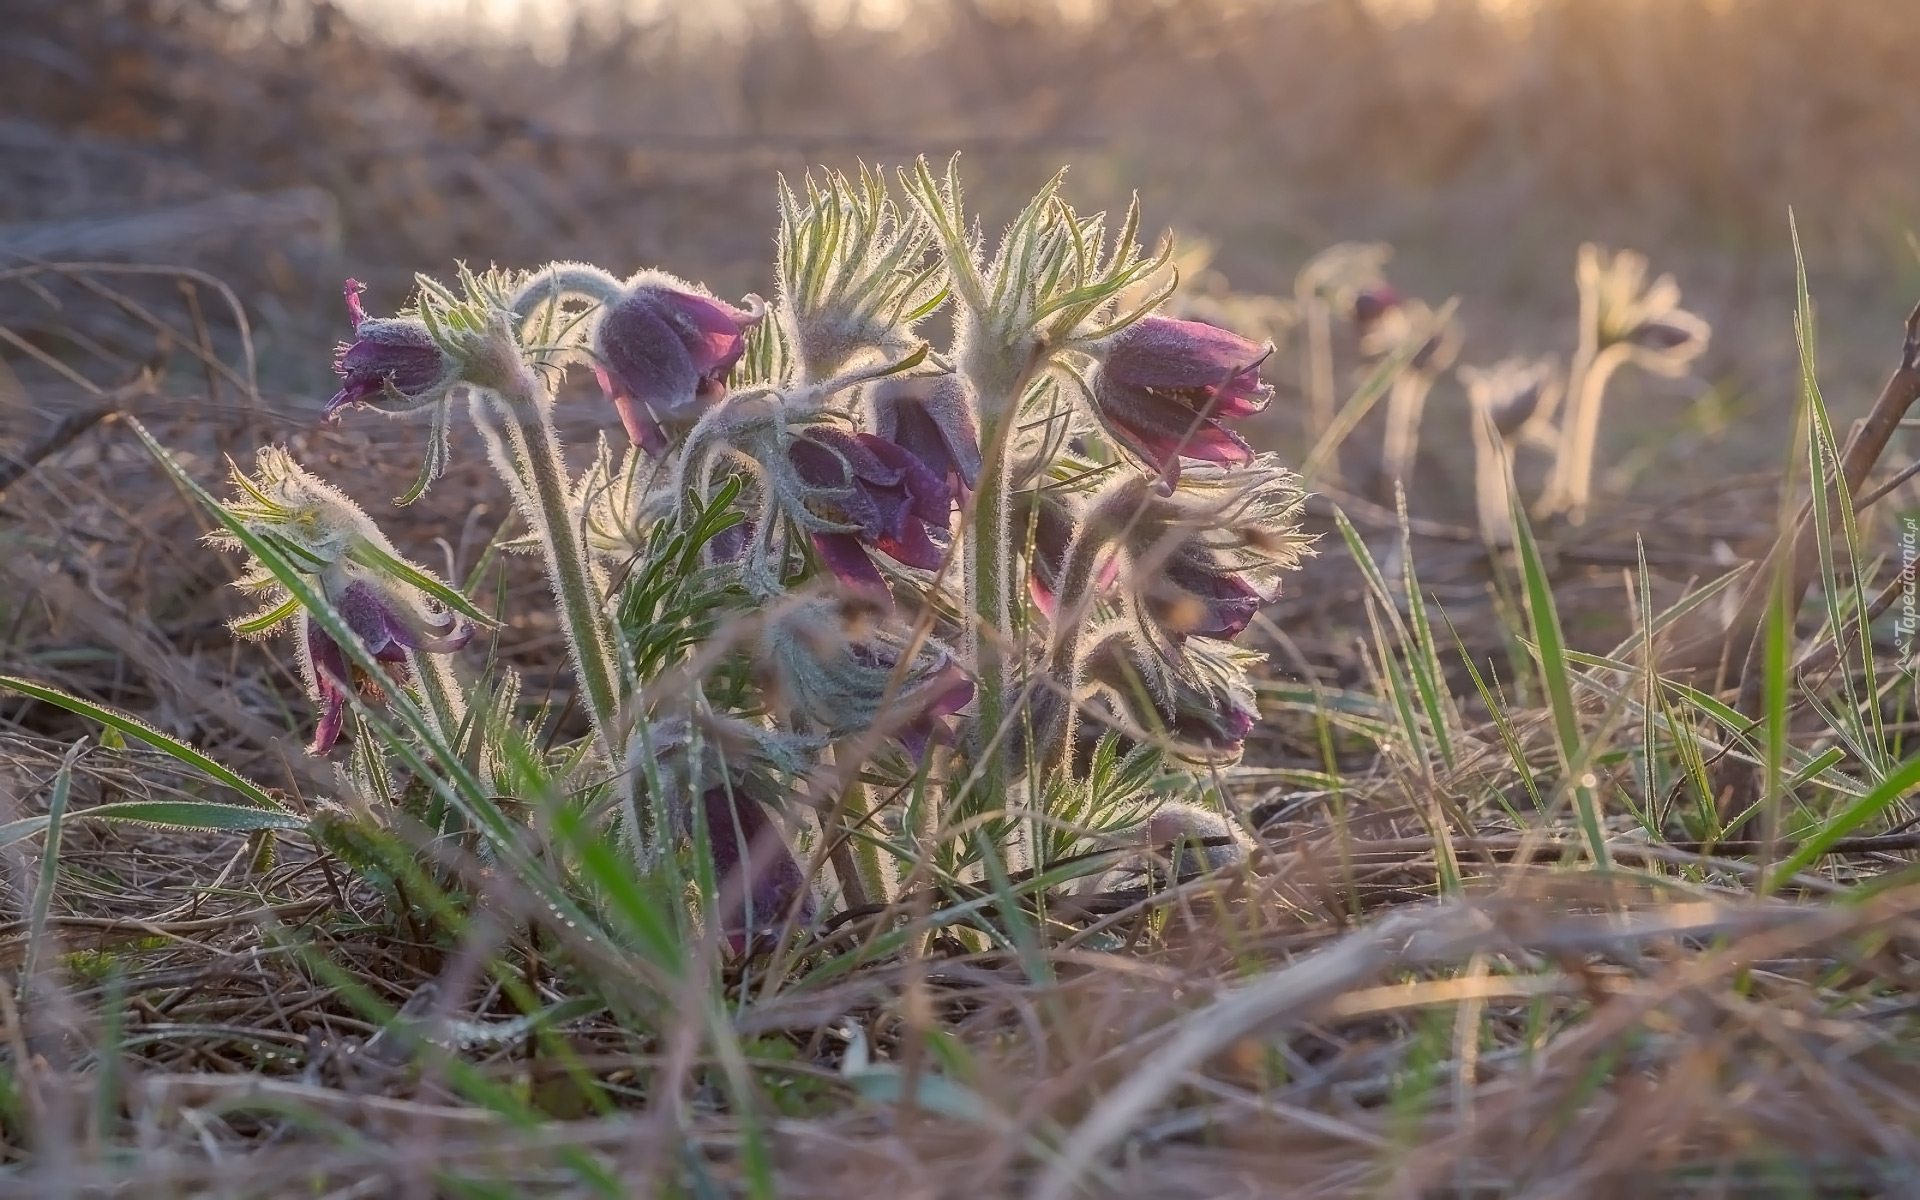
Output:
326 280 460 419
787 426 952 593
593 272 761 455
211 446 480 754
1087 315 1274 484
759 596 973 761
298 577 473 754
701 785 817 954
1081 459 1310 650
868 375 982 497
1081 629 1261 764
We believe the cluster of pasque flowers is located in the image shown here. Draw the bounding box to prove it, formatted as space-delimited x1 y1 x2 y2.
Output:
215 163 1309 949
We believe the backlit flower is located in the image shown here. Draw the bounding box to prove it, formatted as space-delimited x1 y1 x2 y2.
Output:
326 279 458 418
788 427 952 593
1089 315 1273 484
594 274 761 454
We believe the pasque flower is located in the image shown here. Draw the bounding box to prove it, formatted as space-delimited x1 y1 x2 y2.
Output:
1083 633 1259 762
701 786 817 954
594 273 761 455
1088 315 1274 483
1079 459 1308 649
868 375 981 497
212 446 477 754
788 427 952 592
300 578 473 754
326 279 459 418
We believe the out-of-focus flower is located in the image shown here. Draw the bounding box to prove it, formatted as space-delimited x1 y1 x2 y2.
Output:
760 596 973 760
594 273 761 455
1088 315 1274 484
1462 357 1560 443
701 785 817 954
1580 245 1711 375
788 427 952 593
868 375 981 497
1350 283 1401 331
326 279 460 418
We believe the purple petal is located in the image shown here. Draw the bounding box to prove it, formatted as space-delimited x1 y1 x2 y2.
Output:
810 532 888 594
701 788 815 953
856 433 951 529
1107 316 1272 397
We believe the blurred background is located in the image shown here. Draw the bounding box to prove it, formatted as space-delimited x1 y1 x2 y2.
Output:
7 0 1920 517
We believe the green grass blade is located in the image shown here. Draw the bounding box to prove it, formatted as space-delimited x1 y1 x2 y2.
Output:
1508 489 1609 867
0 676 290 813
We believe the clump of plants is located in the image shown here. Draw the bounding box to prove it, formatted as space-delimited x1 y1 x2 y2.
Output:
187 161 1311 950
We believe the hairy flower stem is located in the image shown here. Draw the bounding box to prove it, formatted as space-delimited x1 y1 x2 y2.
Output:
475 387 626 767
1542 343 1626 525
1039 521 1118 776
962 409 1019 821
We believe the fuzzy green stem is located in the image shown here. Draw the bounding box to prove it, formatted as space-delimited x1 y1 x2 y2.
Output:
478 388 626 765
962 409 1019 823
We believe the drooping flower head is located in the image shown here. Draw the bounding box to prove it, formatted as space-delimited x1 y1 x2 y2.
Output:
701 785 818 954
593 272 762 455
868 374 982 498
1461 357 1561 442
1081 630 1261 764
326 280 461 419
1087 315 1274 486
212 446 477 754
627 717 820 953
1578 245 1711 375
787 426 952 594
1081 457 1310 651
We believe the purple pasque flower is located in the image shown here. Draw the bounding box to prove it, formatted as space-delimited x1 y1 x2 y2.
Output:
701 786 816 954
1084 635 1257 761
1139 547 1277 642
326 280 457 419
789 427 952 593
593 275 761 455
868 375 982 498
1091 315 1274 484
760 596 974 762
301 577 473 754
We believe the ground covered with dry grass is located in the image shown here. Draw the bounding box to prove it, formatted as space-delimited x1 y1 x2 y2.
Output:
9 2 1920 1197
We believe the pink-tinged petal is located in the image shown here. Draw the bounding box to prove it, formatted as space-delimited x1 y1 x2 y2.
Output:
305 619 350 754
655 290 754 379
810 532 887 594
334 580 402 661
1207 367 1275 419
343 278 368 327
1106 316 1271 395
1106 407 1254 474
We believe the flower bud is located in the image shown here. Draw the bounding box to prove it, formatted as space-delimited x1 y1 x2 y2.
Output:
1083 633 1259 762
326 280 460 419
788 427 952 594
593 273 761 455
1088 315 1273 485
759 596 973 760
